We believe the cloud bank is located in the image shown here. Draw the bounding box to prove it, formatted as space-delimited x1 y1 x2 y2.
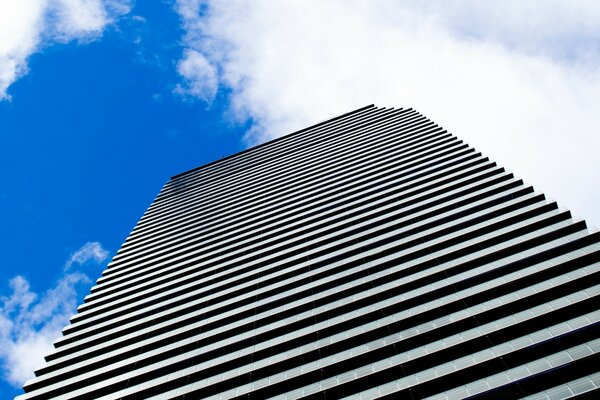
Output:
174 0 600 227
0 242 108 387
0 0 132 100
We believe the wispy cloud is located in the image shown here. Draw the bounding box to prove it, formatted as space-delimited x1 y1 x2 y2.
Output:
0 242 109 387
173 49 219 103
0 0 132 100
64 241 109 271
173 0 600 227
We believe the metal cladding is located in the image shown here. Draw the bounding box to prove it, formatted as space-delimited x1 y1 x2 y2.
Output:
19 105 600 399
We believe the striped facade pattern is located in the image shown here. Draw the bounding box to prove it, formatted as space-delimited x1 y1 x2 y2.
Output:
19 105 600 399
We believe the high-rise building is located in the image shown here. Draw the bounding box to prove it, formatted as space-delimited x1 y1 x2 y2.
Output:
19 105 600 399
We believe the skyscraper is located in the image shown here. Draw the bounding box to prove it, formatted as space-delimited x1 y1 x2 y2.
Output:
19 105 600 399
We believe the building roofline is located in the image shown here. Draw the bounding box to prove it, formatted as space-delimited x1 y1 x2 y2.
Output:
170 104 376 180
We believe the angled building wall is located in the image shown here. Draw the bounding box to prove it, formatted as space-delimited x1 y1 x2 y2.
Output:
19 105 600 399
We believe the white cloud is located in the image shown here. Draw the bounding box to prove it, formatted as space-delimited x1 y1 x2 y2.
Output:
49 0 108 40
0 0 132 100
0 242 108 387
64 241 109 271
174 49 219 103
174 0 600 227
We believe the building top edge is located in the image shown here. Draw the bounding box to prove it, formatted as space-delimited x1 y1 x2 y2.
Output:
169 104 377 181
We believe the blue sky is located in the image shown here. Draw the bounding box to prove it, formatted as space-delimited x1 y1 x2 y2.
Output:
1 1 600 398
0 2 245 397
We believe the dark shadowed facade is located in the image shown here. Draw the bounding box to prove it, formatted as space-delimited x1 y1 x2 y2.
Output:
19 105 600 399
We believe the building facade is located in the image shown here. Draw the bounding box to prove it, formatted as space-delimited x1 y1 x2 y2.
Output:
19 105 600 399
